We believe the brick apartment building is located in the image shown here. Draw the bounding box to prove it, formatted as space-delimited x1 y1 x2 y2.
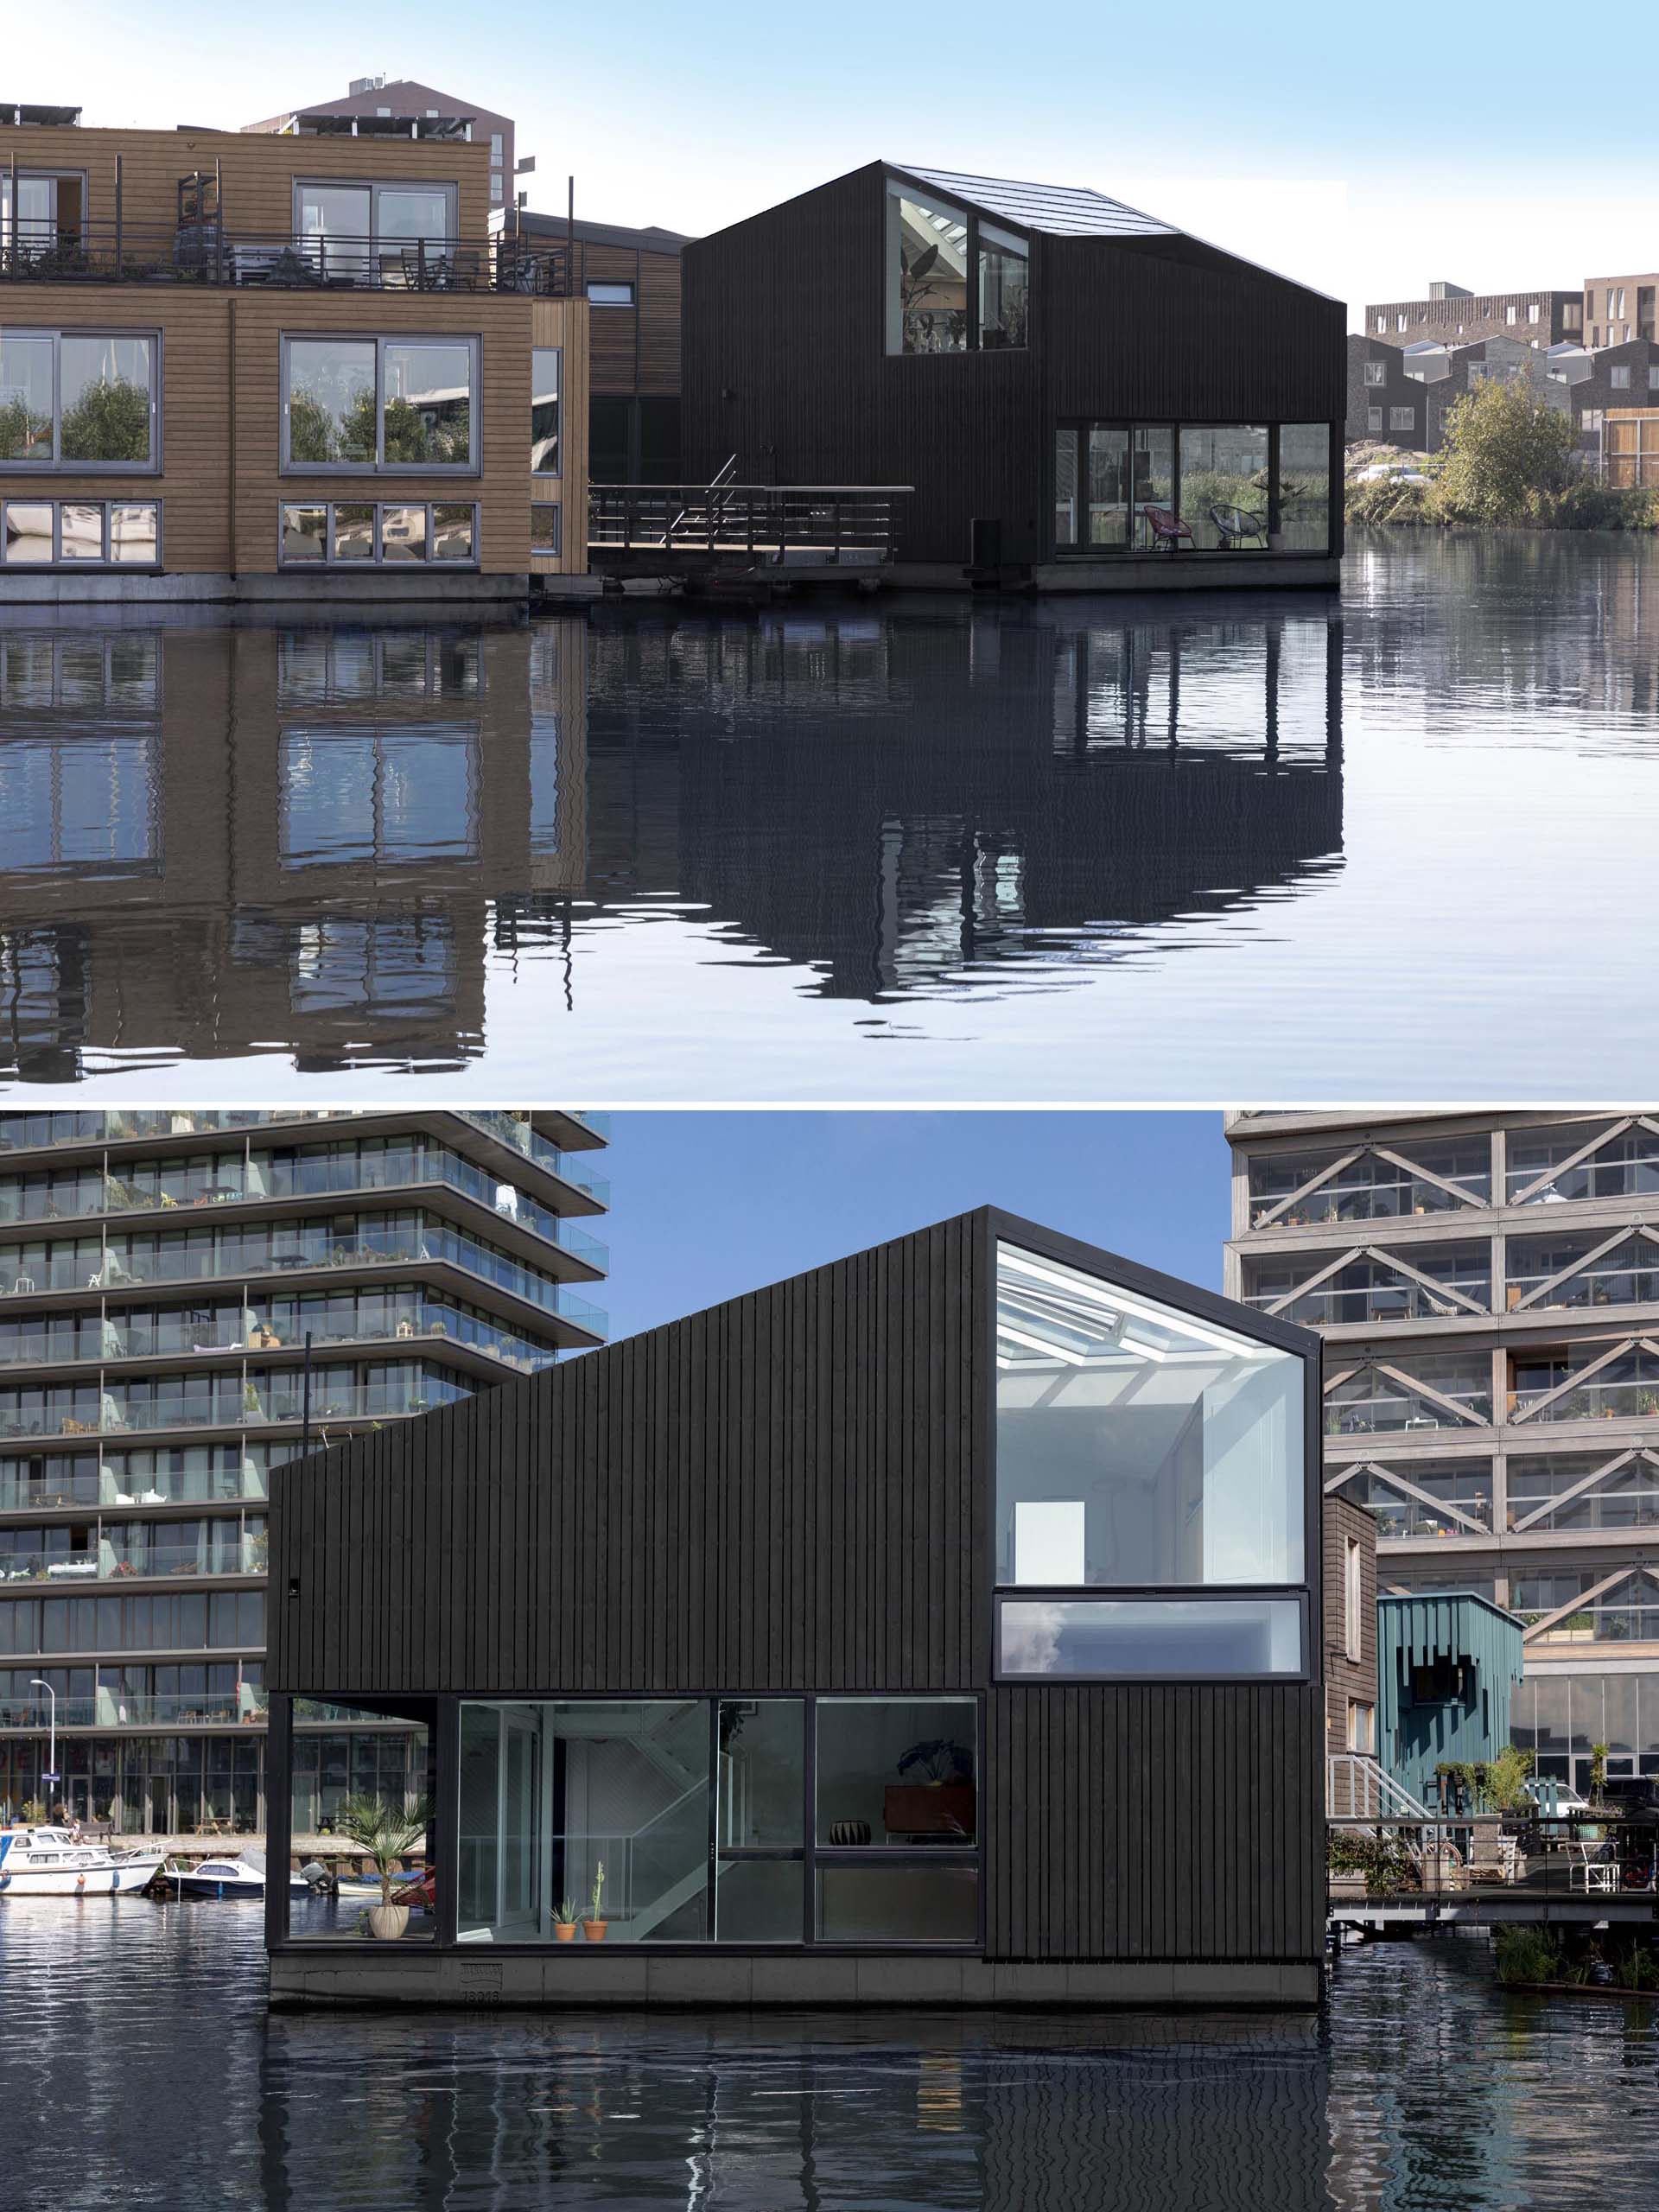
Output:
1364 281 1581 349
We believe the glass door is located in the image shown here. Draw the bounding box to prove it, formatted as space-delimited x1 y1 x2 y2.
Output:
1085 428 1129 548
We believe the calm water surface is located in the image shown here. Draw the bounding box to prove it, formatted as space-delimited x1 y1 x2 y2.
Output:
2 529 1656 1097
3 1904 1658 2209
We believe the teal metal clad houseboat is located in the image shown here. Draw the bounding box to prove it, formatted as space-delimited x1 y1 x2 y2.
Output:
1377 1592 1525 1809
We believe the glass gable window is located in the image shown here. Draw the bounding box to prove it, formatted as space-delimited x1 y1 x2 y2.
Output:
886 178 1029 357
996 1243 1304 1587
282 337 475 470
450 1695 979 1948
891 192 969 353
977 222 1029 349
0 331 157 468
531 346 561 476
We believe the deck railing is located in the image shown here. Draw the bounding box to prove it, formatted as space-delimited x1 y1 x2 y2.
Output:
589 483 913 564
0 226 573 294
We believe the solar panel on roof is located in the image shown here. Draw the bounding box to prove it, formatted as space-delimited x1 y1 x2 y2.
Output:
898 165 1179 238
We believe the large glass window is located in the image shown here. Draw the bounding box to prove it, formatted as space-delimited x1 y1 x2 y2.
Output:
1179 424 1270 550
0 331 157 467
1053 422 1332 555
999 1597 1304 1678
977 225 1029 349
451 1695 978 1948
295 181 456 285
995 1241 1304 1588
283 337 475 470
892 193 969 354
531 347 561 476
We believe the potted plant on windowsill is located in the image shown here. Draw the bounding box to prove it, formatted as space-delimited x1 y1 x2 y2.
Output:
554 1896 580 1942
582 1859 607 1942
335 1793 434 1940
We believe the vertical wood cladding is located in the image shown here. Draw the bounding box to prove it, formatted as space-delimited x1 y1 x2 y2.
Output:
271 1205 1325 1966
274 1211 988 1697
683 162 1345 566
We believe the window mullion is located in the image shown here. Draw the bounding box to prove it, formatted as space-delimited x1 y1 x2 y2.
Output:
803 1692 817 1947
376 339 385 468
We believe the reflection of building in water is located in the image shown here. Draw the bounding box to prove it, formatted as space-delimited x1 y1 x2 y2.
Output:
585 603 1343 999
0 620 587 1078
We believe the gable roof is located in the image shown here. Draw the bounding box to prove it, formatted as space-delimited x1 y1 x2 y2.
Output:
893 163 1178 239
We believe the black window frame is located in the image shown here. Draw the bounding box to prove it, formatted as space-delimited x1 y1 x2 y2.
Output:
883 172 1030 358
289 1688 985 1955
1049 418 1338 559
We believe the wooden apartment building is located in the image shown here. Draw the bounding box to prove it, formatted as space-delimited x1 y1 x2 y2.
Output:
0 105 587 598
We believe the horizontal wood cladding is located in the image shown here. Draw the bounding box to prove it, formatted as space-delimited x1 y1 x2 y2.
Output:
0 284 534 572
683 161 1344 565
582 241 682 397
987 1683 1325 1961
0 124 492 237
272 1213 986 1698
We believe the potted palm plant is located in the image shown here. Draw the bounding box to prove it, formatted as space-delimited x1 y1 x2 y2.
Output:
554 1896 580 1942
336 1793 433 1940
582 1859 607 1942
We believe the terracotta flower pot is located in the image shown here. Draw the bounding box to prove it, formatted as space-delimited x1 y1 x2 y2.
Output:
582 1919 608 1942
554 1923 577 1942
368 1903 410 1940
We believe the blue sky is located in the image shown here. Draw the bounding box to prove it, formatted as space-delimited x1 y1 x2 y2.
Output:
58 2 1628 327
596 1110 1228 1342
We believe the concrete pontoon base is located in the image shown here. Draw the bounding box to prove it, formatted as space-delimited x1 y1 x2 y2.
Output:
270 1953 1320 2011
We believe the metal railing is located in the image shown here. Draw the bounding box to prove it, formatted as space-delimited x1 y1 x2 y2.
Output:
589 483 913 564
1326 1753 1433 1822
0 224 574 295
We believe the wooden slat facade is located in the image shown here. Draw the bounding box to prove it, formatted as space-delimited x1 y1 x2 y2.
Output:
682 161 1345 568
271 1206 1326 1969
1 126 588 580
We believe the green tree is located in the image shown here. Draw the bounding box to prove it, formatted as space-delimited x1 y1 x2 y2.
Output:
60 376 151 464
287 384 376 466
1434 377 1576 524
0 393 54 462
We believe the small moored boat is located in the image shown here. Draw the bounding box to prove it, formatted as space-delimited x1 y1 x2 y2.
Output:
0 1826 165 1897
166 1847 307 1898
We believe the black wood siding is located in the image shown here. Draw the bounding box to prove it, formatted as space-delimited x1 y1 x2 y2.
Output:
682 162 1346 567
271 1205 1325 1965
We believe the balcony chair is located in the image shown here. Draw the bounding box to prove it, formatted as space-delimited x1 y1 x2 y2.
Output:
1210 503 1269 549
1141 505 1193 552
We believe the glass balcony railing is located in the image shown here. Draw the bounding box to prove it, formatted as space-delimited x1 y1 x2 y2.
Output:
2 1300 564 1375
1505 1264 1659 1314
0 1540 263 1583
103 1691 264 1726
0 1224 604 1333
0 1465 270 1513
0 1550 99 1583
0 1697 99 1727
2 1146 609 1272
2 1374 474 1445
455 1113 612 1205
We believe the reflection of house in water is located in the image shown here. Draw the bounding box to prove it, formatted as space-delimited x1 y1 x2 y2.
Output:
0 621 587 1078
583 602 1343 999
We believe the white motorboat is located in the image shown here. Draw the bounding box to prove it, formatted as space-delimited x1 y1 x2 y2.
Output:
0 1826 164 1897
166 1847 307 1898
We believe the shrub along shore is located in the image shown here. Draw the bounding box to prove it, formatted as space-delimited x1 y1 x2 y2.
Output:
1345 377 1657 531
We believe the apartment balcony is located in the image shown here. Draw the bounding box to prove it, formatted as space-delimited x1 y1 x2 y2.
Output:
0 1689 270 1732
0 1374 475 1454
0 1537 263 1585
0 1308 562 1385
0 1227 607 1346
0 1151 609 1276
0 225 575 295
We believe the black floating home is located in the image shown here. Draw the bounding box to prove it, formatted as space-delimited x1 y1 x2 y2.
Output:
682 163 1345 590
266 1209 1325 2009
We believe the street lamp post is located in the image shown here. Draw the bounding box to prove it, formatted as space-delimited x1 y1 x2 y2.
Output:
29 1678 57 1820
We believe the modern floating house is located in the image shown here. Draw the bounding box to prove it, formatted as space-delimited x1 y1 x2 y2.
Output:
266 1208 1325 2009
0 105 587 599
682 162 1344 591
